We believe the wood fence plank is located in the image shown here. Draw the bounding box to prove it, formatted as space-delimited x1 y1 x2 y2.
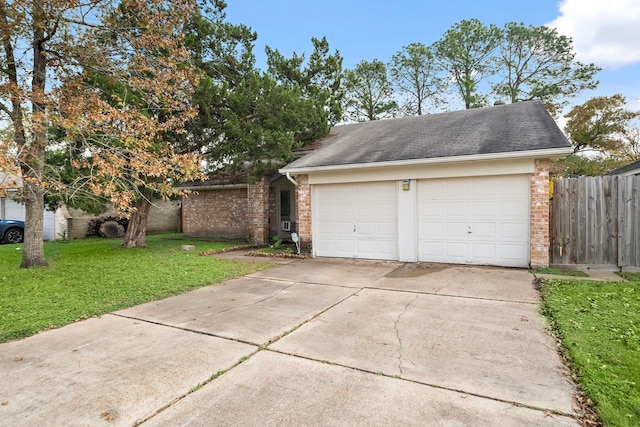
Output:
603 176 617 265
550 175 638 269
569 178 579 264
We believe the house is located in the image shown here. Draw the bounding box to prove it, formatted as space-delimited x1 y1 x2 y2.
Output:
607 159 640 176
183 100 573 268
1 172 180 240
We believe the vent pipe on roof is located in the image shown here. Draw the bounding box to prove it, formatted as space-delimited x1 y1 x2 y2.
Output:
494 100 506 106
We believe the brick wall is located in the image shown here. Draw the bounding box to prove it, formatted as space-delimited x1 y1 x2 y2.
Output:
182 188 248 238
247 176 269 244
295 174 312 254
530 159 551 267
147 200 181 233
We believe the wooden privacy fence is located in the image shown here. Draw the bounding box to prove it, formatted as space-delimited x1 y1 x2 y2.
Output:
550 175 640 271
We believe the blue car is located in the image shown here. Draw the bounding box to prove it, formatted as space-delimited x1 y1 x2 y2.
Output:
0 219 25 244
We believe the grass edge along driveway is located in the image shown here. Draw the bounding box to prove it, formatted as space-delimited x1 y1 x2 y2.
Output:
540 275 640 427
0 234 274 343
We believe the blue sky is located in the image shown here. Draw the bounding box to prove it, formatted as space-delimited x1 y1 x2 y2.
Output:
225 0 640 114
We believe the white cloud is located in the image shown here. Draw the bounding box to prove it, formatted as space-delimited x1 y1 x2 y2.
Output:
547 0 640 68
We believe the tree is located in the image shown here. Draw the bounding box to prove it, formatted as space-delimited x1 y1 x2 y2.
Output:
266 36 343 134
564 94 638 154
389 42 446 115
616 124 640 162
552 154 626 177
494 22 600 113
53 0 204 248
433 19 501 109
187 27 343 177
0 0 110 268
342 59 398 121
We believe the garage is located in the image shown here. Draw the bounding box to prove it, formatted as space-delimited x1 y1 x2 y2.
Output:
313 181 397 260
417 175 530 267
279 100 574 268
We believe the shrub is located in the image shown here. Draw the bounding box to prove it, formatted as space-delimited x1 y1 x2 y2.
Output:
86 215 129 238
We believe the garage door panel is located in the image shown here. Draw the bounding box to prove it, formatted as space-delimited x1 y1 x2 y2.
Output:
446 180 468 196
419 201 442 218
314 182 397 260
335 221 353 235
317 204 337 219
419 222 443 238
446 222 468 238
471 200 496 217
445 242 468 258
357 221 375 236
376 222 397 238
420 241 443 257
499 200 528 218
445 201 467 217
471 222 496 238
418 175 529 267
470 243 496 260
500 223 529 240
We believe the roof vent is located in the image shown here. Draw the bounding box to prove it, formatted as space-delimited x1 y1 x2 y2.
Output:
494 100 506 106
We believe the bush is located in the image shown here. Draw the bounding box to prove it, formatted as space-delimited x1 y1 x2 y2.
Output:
86 215 129 238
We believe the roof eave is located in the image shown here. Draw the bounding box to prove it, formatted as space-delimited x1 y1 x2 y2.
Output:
178 184 248 191
280 147 574 175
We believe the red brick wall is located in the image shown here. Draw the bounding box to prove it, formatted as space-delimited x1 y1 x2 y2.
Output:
247 176 269 245
295 174 312 254
530 159 551 267
182 188 248 238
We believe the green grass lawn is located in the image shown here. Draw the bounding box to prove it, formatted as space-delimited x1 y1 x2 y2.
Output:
540 278 640 426
0 234 273 342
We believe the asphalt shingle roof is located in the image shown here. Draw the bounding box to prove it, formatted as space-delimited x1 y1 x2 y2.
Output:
283 100 571 171
607 159 640 176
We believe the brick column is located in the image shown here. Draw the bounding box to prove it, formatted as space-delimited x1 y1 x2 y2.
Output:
295 174 312 255
247 175 269 245
530 159 550 268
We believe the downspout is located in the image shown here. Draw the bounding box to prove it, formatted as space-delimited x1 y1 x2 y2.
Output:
285 172 298 186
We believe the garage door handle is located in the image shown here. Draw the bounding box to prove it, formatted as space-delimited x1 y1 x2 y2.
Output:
353 225 356 232
467 226 472 234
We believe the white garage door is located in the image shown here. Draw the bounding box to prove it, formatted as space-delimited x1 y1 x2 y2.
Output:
3 199 56 240
417 175 530 267
314 182 397 260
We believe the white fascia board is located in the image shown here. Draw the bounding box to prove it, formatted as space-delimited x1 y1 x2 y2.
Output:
178 184 247 191
279 147 573 175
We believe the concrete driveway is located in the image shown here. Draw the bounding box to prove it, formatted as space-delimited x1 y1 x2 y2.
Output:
0 257 579 426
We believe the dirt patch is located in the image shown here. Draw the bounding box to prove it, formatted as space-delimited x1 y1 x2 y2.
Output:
385 263 448 278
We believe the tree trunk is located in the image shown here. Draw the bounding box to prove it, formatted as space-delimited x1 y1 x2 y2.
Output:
20 5 49 268
20 178 48 268
121 198 151 248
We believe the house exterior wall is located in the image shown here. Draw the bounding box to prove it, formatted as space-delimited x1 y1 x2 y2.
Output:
182 189 247 238
295 174 312 254
307 158 535 185
530 159 551 267
247 176 270 245
65 200 182 239
147 200 182 233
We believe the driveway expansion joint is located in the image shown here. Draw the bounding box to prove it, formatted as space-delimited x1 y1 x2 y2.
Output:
264 347 579 421
363 285 539 305
109 313 262 348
